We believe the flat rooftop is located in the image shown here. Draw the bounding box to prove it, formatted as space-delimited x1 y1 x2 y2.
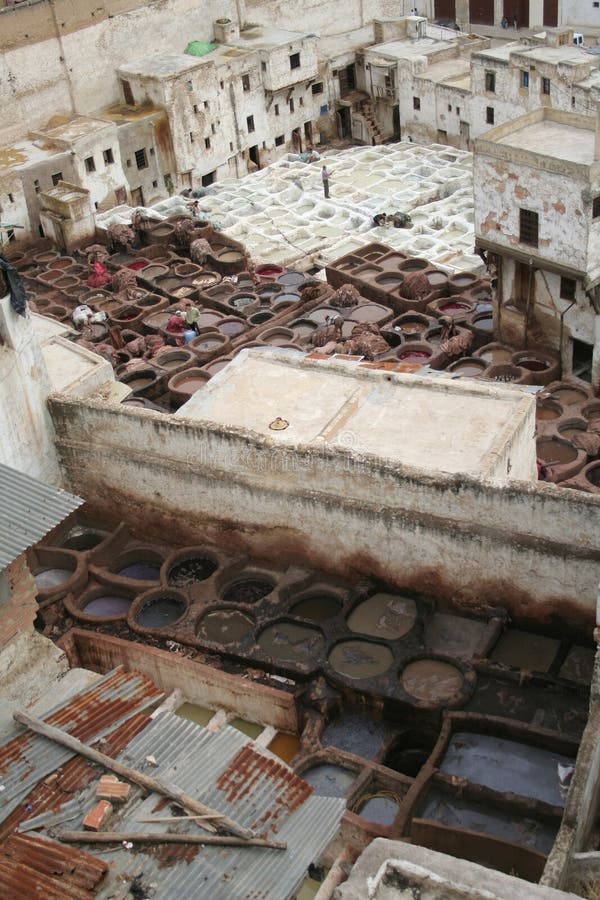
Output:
367 37 451 59
495 117 595 164
232 24 313 50
176 350 536 482
119 53 209 79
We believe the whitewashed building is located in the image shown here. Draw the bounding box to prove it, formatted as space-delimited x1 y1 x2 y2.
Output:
473 105 600 387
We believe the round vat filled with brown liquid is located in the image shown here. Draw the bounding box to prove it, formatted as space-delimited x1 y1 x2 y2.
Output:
197 608 255 644
328 640 394 680
290 594 343 622
347 593 417 640
258 620 325 663
548 385 589 407
401 658 465 703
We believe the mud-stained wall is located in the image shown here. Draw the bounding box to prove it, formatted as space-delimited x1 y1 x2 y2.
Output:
66 629 298 731
49 396 600 629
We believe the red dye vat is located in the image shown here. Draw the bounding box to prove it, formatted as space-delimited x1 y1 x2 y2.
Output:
399 350 431 361
439 302 469 313
127 260 148 270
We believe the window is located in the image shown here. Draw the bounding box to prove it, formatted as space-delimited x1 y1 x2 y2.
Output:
51 172 63 186
542 77 551 95
211 123 216 134
121 79 134 104
220 80 224 89
242 74 250 91
320 104 328 115
261 61 267 71
312 82 323 94
103 148 114 165
205 137 211 149
246 114 255 133
447 103 452 112
521 69 529 89
560 277 576 300
299 96 304 106
135 148 148 169
152 179 158 188
164 173 173 192
33 178 40 193
519 208 539 246
594 2 599 7
7 193 13 203
593 195 600 218
229 141 234 151
275 134 285 146
485 70 495 92
189 131 195 143
274 103 280 116
5 228 15 243
572 95 576 107
193 103 199 113
456 106 460 115
204 100 209 109
202 171 215 187
84 156 96 173
290 52 300 69
289 98 295 113
150 147 155 156
413 96 420 110
186 80 193 91
485 106 494 124
126 158 132 168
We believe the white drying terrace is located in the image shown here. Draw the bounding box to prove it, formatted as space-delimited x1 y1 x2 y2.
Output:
97 141 481 273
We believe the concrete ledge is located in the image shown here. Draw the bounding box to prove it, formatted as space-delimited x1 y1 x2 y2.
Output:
336 839 580 899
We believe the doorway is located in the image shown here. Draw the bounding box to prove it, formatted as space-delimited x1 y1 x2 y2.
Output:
248 145 260 169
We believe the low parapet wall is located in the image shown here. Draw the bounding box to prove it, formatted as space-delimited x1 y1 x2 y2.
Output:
49 394 600 629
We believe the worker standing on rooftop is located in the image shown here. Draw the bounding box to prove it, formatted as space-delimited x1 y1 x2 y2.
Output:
321 165 331 199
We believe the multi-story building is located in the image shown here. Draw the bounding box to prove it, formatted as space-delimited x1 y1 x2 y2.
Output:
473 105 600 387
360 25 600 150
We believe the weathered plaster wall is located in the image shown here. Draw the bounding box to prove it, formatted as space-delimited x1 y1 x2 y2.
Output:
473 151 591 273
0 294 60 485
0 555 38 652
49 396 600 628
0 0 238 143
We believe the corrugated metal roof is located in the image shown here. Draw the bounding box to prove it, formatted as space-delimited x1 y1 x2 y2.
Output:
0 667 163 823
0 463 83 569
0 676 344 900
88 714 346 900
0 832 108 900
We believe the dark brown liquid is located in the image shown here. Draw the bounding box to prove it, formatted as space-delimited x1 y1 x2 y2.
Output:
537 439 578 464
401 659 463 701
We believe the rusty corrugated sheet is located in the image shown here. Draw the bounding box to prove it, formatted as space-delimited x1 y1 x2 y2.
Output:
0 711 151 842
91 714 346 899
0 668 162 824
0 463 82 570
0 832 107 900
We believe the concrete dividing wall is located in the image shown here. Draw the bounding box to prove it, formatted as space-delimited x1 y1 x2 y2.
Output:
49 395 600 629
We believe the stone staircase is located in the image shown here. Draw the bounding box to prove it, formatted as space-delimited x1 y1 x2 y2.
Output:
360 100 386 146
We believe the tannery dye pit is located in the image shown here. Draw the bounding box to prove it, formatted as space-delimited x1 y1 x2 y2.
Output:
28 507 597 888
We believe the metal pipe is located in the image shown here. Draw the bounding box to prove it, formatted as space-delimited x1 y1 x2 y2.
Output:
523 258 535 348
559 298 577 375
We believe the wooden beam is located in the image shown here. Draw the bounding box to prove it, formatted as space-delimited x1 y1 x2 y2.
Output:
59 831 286 850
